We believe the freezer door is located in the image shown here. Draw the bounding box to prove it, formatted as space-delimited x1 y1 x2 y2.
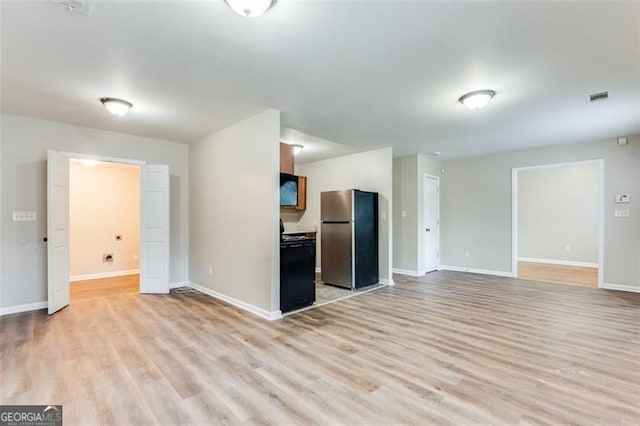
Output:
321 190 353 222
321 222 353 288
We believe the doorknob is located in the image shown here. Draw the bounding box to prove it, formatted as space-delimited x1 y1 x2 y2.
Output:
426 228 431 232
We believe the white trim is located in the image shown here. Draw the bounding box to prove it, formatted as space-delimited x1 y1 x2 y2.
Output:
422 173 441 274
439 265 513 278
511 159 604 287
0 302 48 316
600 283 640 293
516 257 599 268
188 281 283 321
70 269 140 282
514 160 603 172
379 278 395 285
392 268 422 277
512 167 518 277
597 159 605 288
61 151 146 166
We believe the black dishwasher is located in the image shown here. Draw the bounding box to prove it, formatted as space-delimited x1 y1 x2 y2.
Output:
280 236 316 313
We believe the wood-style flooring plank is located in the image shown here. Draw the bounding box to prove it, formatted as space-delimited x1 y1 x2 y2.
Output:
1 272 639 425
517 261 598 287
70 274 139 302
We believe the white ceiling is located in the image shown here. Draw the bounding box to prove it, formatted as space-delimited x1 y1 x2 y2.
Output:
1 1 639 160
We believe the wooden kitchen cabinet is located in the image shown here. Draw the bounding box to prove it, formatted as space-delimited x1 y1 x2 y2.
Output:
280 143 294 174
296 176 307 211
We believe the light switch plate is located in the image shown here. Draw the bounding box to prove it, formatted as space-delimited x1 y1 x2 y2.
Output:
12 211 37 221
614 194 630 204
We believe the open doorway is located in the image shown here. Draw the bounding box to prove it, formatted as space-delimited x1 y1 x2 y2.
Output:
47 150 171 314
512 160 603 287
68 158 140 302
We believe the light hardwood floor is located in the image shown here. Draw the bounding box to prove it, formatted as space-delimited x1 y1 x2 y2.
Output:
1 271 639 424
70 274 139 302
518 261 598 287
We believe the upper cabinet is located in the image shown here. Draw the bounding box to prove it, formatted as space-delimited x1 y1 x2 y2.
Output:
279 142 306 211
280 142 294 174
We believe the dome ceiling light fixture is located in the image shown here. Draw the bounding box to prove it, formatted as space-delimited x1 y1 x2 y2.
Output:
291 144 304 155
458 89 496 110
224 0 277 18
100 97 133 116
80 159 98 167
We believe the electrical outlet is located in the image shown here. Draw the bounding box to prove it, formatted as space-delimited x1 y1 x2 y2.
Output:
402 211 407 218
12 211 37 221
615 194 630 204
208 265 213 275
465 250 471 257
564 245 571 252
615 209 630 218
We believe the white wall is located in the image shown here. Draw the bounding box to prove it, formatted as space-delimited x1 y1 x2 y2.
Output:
296 148 394 284
69 161 140 278
0 114 189 309
518 163 599 263
393 155 418 273
441 136 640 287
189 109 281 316
393 154 442 275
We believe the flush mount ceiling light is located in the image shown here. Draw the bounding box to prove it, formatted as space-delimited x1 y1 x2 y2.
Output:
224 0 276 17
291 144 304 155
458 90 496 110
100 97 133 116
80 159 98 167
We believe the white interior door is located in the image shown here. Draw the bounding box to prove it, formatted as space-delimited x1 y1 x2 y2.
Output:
140 164 170 293
47 150 70 314
423 176 439 273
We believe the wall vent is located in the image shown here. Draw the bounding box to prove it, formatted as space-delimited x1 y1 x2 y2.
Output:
587 91 609 103
50 0 93 15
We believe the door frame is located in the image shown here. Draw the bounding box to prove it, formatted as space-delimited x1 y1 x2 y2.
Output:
421 174 440 274
511 159 604 287
59 151 146 295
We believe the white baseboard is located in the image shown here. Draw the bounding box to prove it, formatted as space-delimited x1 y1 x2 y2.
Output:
0 301 47 316
188 281 282 321
517 257 598 268
600 283 640 293
439 265 513 278
70 269 140 282
392 268 422 277
379 278 395 286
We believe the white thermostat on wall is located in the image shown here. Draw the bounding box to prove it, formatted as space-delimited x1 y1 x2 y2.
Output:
614 194 630 204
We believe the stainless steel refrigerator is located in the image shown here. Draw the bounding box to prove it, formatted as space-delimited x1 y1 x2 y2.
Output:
321 190 379 289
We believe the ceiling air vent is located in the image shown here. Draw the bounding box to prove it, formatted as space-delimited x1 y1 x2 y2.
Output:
587 91 609 103
50 0 94 15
